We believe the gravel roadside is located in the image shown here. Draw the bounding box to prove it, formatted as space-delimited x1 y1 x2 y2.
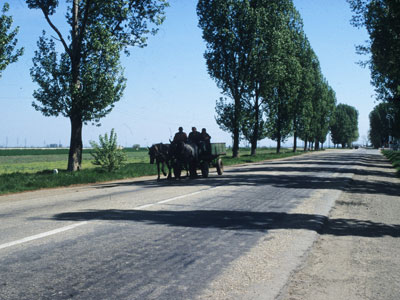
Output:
279 150 400 300
196 150 354 300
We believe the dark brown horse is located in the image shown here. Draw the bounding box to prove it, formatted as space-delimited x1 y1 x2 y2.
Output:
171 141 198 178
148 143 172 180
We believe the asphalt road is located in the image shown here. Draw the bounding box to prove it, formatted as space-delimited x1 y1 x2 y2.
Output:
0 149 372 299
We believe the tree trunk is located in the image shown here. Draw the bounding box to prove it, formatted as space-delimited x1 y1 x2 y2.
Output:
232 96 241 158
66 0 83 172
276 116 282 154
315 139 320 150
303 137 308 151
67 116 83 171
250 94 260 156
293 131 297 152
276 125 281 154
292 106 298 152
233 129 239 158
277 138 281 154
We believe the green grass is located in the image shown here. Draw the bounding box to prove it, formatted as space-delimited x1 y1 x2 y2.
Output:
382 150 400 176
0 147 306 195
0 163 157 195
0 149 149 175
222 148 304 166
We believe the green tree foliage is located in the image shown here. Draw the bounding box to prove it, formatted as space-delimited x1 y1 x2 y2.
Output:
215 97 236 136
197 0 255 158
263 1 302 153
200 0 336 154
369 102 395 148
249 0 305 155
27 0 168 171
244 0 291 155
330 103 359 148
297 55 320 151
90 129 127 172
290 35 311 152
348 0 400 102
348 0 400 133
240 101 268 152
0 2 24 78
313 81 336 149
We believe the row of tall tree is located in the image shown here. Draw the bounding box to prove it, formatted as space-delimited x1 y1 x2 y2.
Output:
1 1 361 171
348 0 400 142
197 0 338 157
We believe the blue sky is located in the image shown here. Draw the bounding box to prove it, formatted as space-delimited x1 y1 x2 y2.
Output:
0 0 375 148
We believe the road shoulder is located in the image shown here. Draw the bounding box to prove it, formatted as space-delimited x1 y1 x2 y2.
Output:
279 150 400 300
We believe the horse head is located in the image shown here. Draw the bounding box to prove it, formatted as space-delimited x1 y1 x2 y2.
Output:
148 144 159 164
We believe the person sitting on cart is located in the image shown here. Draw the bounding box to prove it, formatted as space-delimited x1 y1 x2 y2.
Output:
200 128 211 155
187 127 201 161
173 127 188 143
188 127 201 144
171 127 188 158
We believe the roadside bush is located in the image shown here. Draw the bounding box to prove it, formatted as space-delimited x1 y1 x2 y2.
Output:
382 150 400 176
90 129 127 172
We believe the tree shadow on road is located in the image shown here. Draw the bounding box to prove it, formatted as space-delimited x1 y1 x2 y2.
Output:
92 152 399 197
93 170 399 197
53 209 400 238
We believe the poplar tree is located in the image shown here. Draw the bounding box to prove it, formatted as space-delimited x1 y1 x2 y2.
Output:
330 103 359 148
368 102 391 148
27 0 168 171
291 36 315 152
197 0 254 158
264 0 302 153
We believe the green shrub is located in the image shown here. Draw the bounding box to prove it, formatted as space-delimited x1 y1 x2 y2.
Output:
382 150 400 176
89 129 127 172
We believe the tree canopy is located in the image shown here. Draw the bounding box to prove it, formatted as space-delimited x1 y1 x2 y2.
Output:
348 0 400 136
369 102 391 148
198 0 329 155
0 2 24 78
330 103 359 148
348 0 400 103
197 0 256 157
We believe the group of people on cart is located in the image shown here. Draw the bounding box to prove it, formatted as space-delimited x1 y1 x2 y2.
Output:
148 126 222 180
172 126 211 157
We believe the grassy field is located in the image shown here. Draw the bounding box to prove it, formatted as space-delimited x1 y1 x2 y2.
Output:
382 150 400 176
0 148 149 175
0 147 304 195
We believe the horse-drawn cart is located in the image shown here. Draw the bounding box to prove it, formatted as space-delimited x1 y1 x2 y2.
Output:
173 142 226 179
198 142 226 178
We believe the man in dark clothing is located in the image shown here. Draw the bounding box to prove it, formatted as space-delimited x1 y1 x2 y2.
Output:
173 127 188 143
188 127 201 144
200 128 211 155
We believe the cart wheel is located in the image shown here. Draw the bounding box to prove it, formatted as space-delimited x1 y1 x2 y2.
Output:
216 158 224 175
201 161 209 178
173 162 182 179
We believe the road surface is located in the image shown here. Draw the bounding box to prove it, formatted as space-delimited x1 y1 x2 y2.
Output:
0 149 398 299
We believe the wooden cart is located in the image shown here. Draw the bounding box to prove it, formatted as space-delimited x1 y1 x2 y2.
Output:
198 142 226 178
172 142 226 179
